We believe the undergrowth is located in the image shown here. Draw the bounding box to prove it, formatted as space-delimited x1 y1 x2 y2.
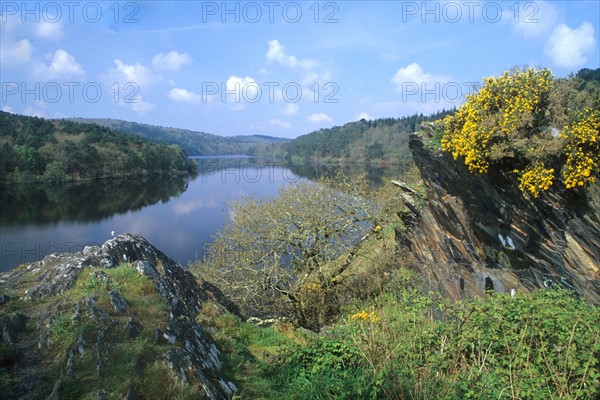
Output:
210 286 599 399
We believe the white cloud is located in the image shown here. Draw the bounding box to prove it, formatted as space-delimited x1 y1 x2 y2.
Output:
281 103 299 116
23 106 46 118
1 38 32 65
40 49 85 78
225 75 259 102
355 112 374 121
506 1 558 38
545 22 596 69
391 63 450 90
266 39 316 69
169 88 201 103
265 39 330 86
35 21 64 40
2 106 14 113
111 59 152 85
152 51 192 71
172 198 218 216
308 113 333 123
270 119 291 129
0 16 33 65
130 96 156 114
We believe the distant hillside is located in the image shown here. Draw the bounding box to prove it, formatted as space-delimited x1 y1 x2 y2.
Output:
0 112 196 183
64 118 288 156
283 110 454 164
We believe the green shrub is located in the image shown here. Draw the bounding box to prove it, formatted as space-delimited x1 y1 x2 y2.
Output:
449 289 599 399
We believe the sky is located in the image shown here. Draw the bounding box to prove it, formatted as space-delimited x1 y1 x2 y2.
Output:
1 1 599 138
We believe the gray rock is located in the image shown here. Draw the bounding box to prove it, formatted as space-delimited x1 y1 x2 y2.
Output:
23 254 86 301
400 133 600 303
123 384 139 400
0 233 239 400
153 328 162 344
109 290 127 314
46 379 63 400
66 348 75 377
1 312 28 344
125 318 142 338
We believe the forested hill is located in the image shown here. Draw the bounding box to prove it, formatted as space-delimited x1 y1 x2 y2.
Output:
65 118 289 156
282 110 455 164
0 112 196 183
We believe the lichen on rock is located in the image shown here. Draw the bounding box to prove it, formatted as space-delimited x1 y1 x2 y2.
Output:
0 234 237 399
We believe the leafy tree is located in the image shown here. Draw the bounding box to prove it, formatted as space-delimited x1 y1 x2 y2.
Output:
283 111 454 164
365 142 384 160
576 67 600 83
13 144 38 172
196 176 383 330
43 161 66 183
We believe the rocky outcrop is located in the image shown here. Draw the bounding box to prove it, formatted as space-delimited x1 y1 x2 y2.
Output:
0 234 238 399
398 134 600 304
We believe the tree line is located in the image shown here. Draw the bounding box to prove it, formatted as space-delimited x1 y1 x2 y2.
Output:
282 110 455 165
0 112 197 184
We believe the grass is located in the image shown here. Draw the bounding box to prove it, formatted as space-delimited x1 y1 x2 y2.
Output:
6 252 599 399
43 263 190 399
196 285 599 399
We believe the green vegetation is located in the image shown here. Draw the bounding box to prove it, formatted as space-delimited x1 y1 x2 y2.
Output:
4 68 599 399
194 140 598 398
66 117 289 157
42 264 209 399
193 175 406 331
283 111 454 165
0 111 196 184
202 284 599 399
0 343 16 395
439 67 599 197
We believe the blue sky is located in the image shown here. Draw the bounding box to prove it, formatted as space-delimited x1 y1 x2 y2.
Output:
1 1 598 138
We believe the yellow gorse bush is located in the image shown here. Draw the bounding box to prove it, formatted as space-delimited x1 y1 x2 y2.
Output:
350 310 380 323
514 162 555 198
441 68 553 175
561 108 600 189
439 68 599 196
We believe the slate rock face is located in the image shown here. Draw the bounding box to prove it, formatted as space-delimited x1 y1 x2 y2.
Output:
0 234 239 399
398 133 600 303
0 313 28 344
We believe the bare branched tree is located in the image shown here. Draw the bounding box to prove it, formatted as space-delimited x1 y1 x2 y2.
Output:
196 176 383 330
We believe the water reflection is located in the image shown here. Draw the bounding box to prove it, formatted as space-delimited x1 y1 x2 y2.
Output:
0 174 192 225
0 158 412 271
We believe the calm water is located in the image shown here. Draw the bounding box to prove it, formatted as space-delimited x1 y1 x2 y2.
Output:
0 158 295 271
0 158 409 271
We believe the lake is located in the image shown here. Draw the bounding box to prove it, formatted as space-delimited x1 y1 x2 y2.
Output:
0 158 410 271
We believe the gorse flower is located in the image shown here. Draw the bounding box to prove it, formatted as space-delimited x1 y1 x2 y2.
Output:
350 310 380 323
439 68 598 196
561 108 600 189
514 162 555 198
